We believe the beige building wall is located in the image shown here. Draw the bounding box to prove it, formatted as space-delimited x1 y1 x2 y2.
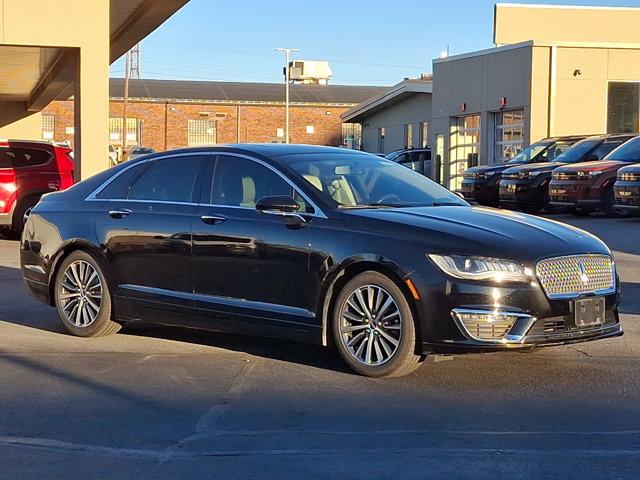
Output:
0 0 110 179
494 4 640 46
530 46 640 138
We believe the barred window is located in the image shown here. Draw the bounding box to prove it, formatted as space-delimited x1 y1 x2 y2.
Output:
188 119 217 146
109 118 142 146
341 123 362 150
42 114 55 141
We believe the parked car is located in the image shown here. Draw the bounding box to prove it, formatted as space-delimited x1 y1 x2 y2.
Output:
0 140 74 237
385 147 432 178
125 146 156 161
549 135 640 217
21 144 622 377
614 162 640 216
459 136 585 206
109 144 118 165
499 134 636 214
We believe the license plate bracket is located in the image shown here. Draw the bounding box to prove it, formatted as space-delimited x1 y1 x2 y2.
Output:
574 297 605 328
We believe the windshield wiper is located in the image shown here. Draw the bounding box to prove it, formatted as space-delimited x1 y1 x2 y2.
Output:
340 202 412 209
430 201 466 207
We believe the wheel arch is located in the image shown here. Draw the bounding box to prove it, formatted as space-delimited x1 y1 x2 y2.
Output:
319 256 422 349
47 239 109 307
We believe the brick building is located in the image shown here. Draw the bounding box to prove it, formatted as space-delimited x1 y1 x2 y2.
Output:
41 79 387 153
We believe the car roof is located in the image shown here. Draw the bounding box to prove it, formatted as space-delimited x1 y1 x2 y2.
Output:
148 143 374 160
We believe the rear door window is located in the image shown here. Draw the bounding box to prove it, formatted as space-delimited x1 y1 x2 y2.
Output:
0 147 52 168
129 155 203 203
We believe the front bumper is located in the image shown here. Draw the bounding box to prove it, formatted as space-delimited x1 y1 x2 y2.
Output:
548 180 602 209
614 182 640 213
459 180 498 204
408 262 621 354
499 181 541 207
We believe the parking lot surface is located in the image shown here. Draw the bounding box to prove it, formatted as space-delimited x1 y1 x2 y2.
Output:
1 214 640 479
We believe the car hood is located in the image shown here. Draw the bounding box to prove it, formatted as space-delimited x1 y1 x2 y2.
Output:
465 164 510 176
554 160 625 173
503 162 562 174
616 163 640 174
342 206 609 263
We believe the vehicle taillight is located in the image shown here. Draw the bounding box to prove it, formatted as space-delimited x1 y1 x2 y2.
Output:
0 173 17 213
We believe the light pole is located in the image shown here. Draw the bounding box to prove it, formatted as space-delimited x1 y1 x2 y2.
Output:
275 48 299 143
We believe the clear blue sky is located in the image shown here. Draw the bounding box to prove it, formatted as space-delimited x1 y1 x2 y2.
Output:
110 0 640 86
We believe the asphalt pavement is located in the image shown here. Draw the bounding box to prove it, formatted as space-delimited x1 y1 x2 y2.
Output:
1 213 639 479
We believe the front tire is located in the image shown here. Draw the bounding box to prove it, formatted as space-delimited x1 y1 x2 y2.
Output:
332 271 424 377
54 251 120 337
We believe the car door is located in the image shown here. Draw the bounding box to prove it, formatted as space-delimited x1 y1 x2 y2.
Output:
94 153 206 320
191 154 315 329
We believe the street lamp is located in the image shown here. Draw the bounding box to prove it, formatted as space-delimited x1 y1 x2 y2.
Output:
275 47 300 144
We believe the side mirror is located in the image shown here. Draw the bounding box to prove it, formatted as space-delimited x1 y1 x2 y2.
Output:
255 195 300 213
255 195 306 225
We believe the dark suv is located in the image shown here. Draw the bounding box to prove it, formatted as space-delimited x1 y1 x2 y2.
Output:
614 162 640 216
549 135 640 217
0 140 74 237
459 136 585 206
385 148 432 179
499 134 636 214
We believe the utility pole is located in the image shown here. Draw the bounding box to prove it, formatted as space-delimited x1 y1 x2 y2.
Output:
130 43 141 79
121 49 131 160
275 48 299 144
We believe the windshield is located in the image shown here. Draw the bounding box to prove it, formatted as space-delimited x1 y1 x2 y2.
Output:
506 140 552 164
606 136 640 162
553 139 600 164
282 153 468 208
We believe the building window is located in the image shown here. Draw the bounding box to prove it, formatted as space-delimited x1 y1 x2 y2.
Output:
188 119 216 146
41 114 55 141
608 82 640 134
109 118 142 146
419 122 429 148
495 109 524 163
342 123 362 150
404 124 413 148
378 127 386 153
448 115 481 190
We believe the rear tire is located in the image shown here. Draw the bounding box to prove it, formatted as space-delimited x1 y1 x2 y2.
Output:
332 271 424 377
11 196 40 237
54 251 121 337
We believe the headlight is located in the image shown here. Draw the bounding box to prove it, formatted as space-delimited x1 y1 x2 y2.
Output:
577 170 603 179
428 254 534 283
528 170 543 177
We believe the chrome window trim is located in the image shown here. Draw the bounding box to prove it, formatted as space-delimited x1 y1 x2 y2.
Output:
85 150 327 219
203 152 327 219
535 253 616 300
85 151 212 201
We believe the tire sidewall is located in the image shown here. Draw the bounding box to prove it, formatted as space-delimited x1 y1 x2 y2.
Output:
54 251 113 337
332 271 418 377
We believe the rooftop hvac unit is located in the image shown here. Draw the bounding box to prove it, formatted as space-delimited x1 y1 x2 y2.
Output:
288 60 333 84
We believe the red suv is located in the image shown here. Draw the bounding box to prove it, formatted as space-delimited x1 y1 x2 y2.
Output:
0 140 74 237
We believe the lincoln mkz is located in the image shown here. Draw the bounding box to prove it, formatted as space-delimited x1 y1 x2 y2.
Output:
21 145 622 377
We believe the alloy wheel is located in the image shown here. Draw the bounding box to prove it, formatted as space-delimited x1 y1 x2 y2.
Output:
339 285 402 366
58 260 103 327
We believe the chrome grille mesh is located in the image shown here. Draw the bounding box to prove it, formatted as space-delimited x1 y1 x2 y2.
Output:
536 255 615 298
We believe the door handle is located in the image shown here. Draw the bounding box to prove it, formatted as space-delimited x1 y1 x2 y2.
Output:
108 209 131 219
200 214 226 225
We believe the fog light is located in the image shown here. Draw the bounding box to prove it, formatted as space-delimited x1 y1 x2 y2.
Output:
453 310 519 341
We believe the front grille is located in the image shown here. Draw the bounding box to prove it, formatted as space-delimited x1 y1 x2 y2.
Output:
464 172 478 179
619 172 640 182
536 255 615 299
460 318 514 340
502 173 520 180
552 172 579 181
527 311 616 338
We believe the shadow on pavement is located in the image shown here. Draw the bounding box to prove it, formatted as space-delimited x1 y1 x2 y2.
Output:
620 281 640 316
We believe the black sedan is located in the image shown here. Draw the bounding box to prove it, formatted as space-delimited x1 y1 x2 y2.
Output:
21 144 622 377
